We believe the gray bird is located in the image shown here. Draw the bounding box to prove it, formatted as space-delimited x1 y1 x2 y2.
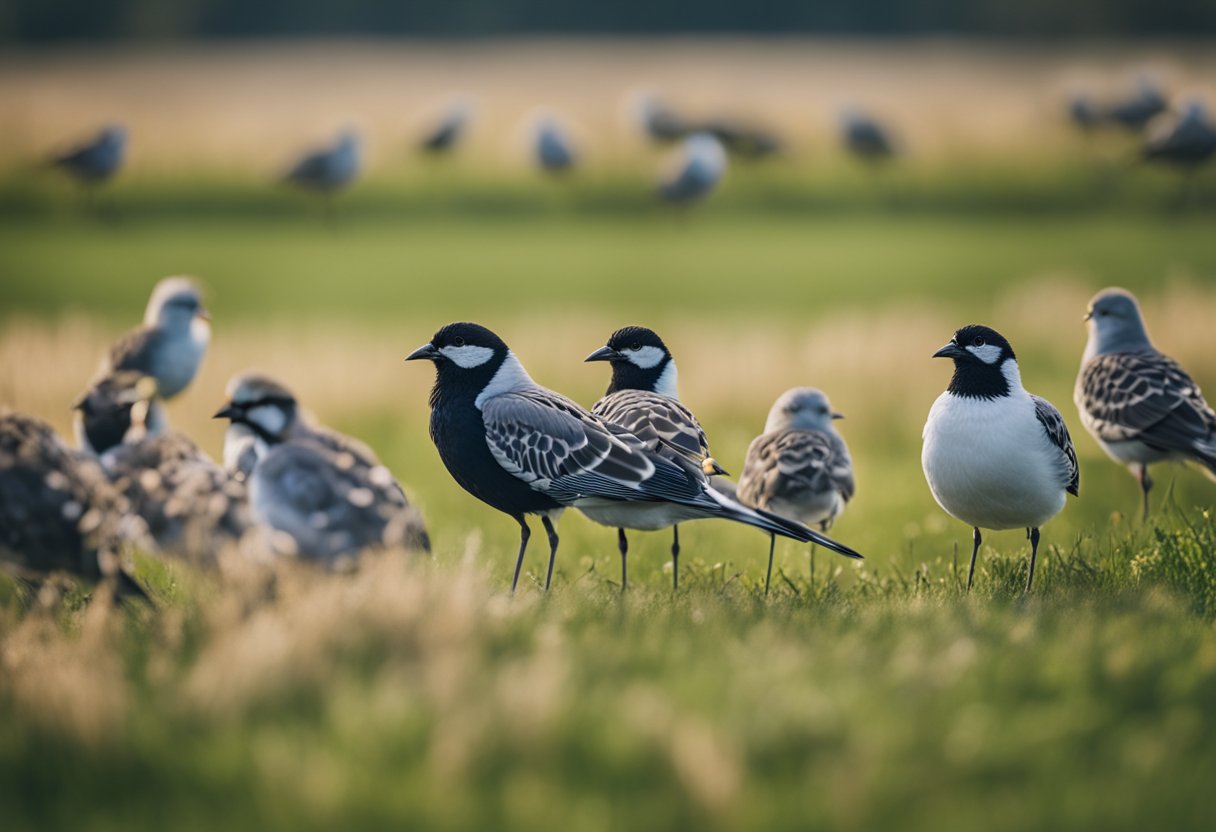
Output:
634 93 688 144
1105 77 1168 132
1075 288 1216 519
1142 101 1216 169
84 276 211 420
841 107 897 162
419 101 473 154
49 124 127 184
697 117 782 160
76 372 251 562
284 129 361 196
737 388 855 594
533 116 576 173
0 410 150 600
214 372 430 564
657 133 727 205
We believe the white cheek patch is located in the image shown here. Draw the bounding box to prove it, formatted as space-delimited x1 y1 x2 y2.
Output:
441 344 495 368
627 345 666 369
966 344 1003 364
248 404 289 437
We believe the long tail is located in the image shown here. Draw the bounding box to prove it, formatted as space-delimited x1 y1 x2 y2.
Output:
703 486 863 561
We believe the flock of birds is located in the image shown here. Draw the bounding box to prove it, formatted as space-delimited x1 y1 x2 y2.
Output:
44 77 1216 211
3 278 1216 601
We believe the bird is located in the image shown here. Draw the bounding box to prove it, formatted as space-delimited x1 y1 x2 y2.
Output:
283 129 361 211
657 133 727 205
82 275 210 422
737 388 855 594
697 117 782 160
1 410 150 601
75 372 250 562
840 107 897 162
533 116 577 173
1102 76 1167 132
406 322 862 593
584 325 729 591
1075 288 1216 519
634 93 688 144
49 124 126 186
922 325 1079 592
419 100 473 154
1068 94 1103 133
213 372 430 564
1141 100 1216 170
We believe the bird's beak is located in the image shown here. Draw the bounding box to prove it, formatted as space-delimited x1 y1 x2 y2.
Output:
213 402 240 420
406 343 440 362
584 345 619 363
1083 310 1093 321
197 308 212 322
932 342 965 359
831 412 846 420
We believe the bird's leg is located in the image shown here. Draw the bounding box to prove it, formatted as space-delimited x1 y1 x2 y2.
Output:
1137 465 1153 521
617 528 628 593
967 528 981 592
809 543 817 588
541 515 559 592
1026 528 1041 593
765 533 775 596
671 525 680 592
512 517 531 593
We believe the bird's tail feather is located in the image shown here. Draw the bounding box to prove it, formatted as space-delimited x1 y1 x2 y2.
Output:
703 486 863 560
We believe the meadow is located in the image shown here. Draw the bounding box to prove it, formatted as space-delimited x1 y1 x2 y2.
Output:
3 40 1216 832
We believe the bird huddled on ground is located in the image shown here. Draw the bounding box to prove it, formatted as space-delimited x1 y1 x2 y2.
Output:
283 129 361 204
922 325 1079 592
1075 288 1216 519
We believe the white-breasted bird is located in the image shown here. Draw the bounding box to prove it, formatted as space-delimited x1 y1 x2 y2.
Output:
533 115 576 173
585 325 729 591
923 325 1079 592
1075 288 1216 518
283 129 361 196
214 372 430 564
406 323 862 593
737 388 855 594
49 124 127 185
657 133 727 205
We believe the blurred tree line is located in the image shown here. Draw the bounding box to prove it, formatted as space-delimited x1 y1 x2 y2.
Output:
3 0 1215 42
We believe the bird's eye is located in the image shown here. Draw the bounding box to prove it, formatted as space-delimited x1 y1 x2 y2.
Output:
630 342 641 351
972 336 985 346
454 336 465 347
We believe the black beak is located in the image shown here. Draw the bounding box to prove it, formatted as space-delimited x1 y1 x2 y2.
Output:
213 402 241 420
932 342 965 359
584 345 619 363
406 343 440 362
831 412 845 420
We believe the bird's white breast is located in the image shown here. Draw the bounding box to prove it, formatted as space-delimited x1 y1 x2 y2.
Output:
154 318 210 399
922 391 1066 531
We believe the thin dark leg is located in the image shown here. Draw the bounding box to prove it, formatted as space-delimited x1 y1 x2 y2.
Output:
617 528 628 592
967 528 981 592
1137 465 1153 521
765 533 775 596
671 525 680 592
541 515 559 592
809 543 817 587
511 517 531 593
1026 527 1041 593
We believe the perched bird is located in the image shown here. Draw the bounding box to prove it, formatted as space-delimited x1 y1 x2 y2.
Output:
214 372 430 564
1105 76 1168 132
737 388 855 593
634 93 688 144
841 107 897 162
585 325 729 590
419 101 473 154
657 133 727 205
533 116 576 173
283 129 361 198
1075 288 1216 519
407 323 861 592
49 124 126 185
923 325 1078 592
0 410 150 600
1141 101 1216 170
76 372 250 562
83 275 210 418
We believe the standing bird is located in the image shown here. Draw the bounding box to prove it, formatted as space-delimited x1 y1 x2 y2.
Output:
214 372 429 563
657 133 727 205
634 93 688 144
1 410 150 600
737 388 855 594
923 325 1079 592
407 323 862 592
584 326 728 590
841 107 897 162
1104 76 1168 132
419 101 473 155
77 276 210 451
1075 288 1216 519
1142 101 1216 170
283 129 361 216
49 124 127 186
533 116 577 174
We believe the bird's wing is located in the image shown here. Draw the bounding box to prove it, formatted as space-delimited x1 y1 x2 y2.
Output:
1078 352 1216 456
591 390 714 467
1031 395 1080 497
105 326 161 375
737 429 853 509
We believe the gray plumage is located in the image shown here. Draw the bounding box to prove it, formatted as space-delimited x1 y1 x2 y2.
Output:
657 133 727 204
1032 396 1080 497
592 388 724 475
635 94 688 143
420 102 473 153
50 125 126 183
284 129 361 193
1142 102 1216 169
841 108 897 161
534 117 576 173
1105 78 1167 132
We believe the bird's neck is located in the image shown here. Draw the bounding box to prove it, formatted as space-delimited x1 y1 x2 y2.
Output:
606 359 679 399
1084 323 1154 363
947 358 1021 400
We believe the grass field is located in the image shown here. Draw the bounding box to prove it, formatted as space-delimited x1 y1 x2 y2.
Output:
4 40 1216 832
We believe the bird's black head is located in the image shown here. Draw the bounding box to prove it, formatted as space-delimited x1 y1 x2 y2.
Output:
213 372 299 445
932 324 1018 399
74 372 157 454
585 325 676 396
406 322 513 404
